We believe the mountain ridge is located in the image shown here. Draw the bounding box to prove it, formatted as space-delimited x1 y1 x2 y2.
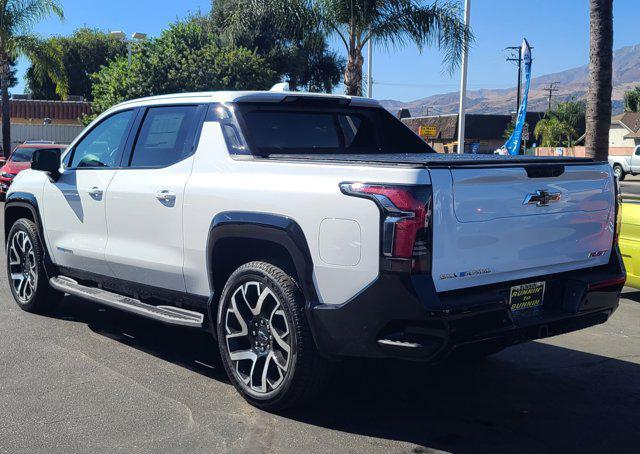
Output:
380 44 640 116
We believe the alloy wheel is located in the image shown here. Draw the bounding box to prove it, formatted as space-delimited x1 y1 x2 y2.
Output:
224 281 292 395
8 231 37 303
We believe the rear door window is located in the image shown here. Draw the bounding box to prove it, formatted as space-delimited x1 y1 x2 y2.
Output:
129 106 200 168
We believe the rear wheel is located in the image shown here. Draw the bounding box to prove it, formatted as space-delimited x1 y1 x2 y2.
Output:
613 164 625 181
216 261 328 410
6 218 63 313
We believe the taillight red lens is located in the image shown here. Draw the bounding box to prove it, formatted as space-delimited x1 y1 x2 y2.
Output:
354 185 427 258
340 183 431 272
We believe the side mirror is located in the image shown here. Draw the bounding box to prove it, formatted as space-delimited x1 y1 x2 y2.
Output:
31 148 61 179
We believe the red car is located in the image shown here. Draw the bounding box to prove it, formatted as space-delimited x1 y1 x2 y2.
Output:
0 143 67 199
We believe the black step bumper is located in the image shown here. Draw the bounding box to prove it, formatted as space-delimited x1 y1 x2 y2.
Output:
309 247 625 362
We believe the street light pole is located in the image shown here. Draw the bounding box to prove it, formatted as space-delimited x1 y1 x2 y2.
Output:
367 39 373 98
110 31 147 68
456 0 471 154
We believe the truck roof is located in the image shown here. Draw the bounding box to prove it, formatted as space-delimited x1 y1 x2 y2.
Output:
112 90 381 111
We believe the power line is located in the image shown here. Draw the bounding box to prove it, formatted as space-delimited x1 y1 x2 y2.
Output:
543 82 560 112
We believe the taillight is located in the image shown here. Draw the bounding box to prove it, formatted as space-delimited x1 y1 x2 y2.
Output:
340 183 432 273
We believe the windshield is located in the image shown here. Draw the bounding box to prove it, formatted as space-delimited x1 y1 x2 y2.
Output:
10 148 38 162
236 103 434 155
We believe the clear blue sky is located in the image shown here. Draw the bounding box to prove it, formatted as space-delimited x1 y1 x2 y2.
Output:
14 0 639 102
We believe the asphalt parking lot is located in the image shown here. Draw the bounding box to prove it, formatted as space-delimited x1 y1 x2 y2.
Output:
0 212 639 453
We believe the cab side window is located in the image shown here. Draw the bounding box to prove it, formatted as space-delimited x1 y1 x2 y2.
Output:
129 106 199 168
70 110 134 168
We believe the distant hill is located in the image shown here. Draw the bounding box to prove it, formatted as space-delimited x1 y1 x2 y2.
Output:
380 44 640 116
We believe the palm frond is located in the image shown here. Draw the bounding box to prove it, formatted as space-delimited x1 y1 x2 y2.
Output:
8 0 63 32
221 0 318 43
14 34 68 98
364 0 472 72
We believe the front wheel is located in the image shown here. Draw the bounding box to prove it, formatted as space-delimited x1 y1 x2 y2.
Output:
613 164 625 181
216 261 328 410
6 218 63 313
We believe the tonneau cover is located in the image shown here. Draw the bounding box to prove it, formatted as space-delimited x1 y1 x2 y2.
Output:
267 153 595 167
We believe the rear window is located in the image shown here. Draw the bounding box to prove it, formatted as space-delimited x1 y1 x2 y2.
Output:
236 104 433 155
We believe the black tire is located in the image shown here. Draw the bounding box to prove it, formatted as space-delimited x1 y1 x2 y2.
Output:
216 261 328 410
6 218 63 313
613 164 625 181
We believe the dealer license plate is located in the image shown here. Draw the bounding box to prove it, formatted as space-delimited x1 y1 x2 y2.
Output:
510 281 545 312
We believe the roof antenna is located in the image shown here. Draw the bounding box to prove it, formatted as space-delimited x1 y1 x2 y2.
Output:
270 82 290 92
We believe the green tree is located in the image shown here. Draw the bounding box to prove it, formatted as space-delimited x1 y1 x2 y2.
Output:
502 120 530 141
585 0 613 161
554 99 586 141
624 86 640 112
210 0 344 92
0 0 68 156
26 28 127 101
90 18 278 119
534 115 577 148
224 0 472 96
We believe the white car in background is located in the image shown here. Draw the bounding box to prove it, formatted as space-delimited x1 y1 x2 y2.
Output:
609 145 640 180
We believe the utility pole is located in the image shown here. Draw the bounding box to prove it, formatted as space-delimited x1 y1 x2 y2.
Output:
505 43 534 113
543 82 560 112
367 40 373 98
505 46 523 113
457 0 471 154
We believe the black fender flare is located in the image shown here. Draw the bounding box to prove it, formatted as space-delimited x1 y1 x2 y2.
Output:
4 191 57 278
206 211 317 305
5 192 43 242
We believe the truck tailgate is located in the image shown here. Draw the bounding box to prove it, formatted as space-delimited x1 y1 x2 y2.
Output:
430 163 616 292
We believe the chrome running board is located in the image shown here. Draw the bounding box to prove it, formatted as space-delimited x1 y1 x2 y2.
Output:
50 276 204 328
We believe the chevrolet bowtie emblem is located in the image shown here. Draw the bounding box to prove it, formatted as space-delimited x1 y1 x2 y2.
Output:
523 190 561 207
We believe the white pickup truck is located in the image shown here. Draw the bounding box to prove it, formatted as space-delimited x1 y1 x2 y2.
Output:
4 91 625 410
609 145 640 180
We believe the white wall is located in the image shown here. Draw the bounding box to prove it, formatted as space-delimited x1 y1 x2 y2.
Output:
609 124 637 147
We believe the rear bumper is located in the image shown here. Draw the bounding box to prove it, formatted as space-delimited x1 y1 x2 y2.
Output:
309 247 625 362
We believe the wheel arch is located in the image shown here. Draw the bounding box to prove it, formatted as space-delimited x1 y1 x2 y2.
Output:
206 212 318 337
4 192 56 278
4 192 40 243
207 211 317 302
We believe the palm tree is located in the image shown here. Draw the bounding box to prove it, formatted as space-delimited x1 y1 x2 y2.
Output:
221 0 471 96
534 116 577 148
0 0 68 157
585 0 613 161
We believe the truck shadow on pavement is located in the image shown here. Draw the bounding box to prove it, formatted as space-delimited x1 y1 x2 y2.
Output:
45 296 639 454
621 290 640 303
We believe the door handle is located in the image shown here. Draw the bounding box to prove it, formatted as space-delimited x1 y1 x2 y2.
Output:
155 190 176 203
88 187 103 198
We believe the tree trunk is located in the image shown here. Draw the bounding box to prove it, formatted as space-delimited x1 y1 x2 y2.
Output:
585 0 613 161
1 59 11 159
344 48 364 97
